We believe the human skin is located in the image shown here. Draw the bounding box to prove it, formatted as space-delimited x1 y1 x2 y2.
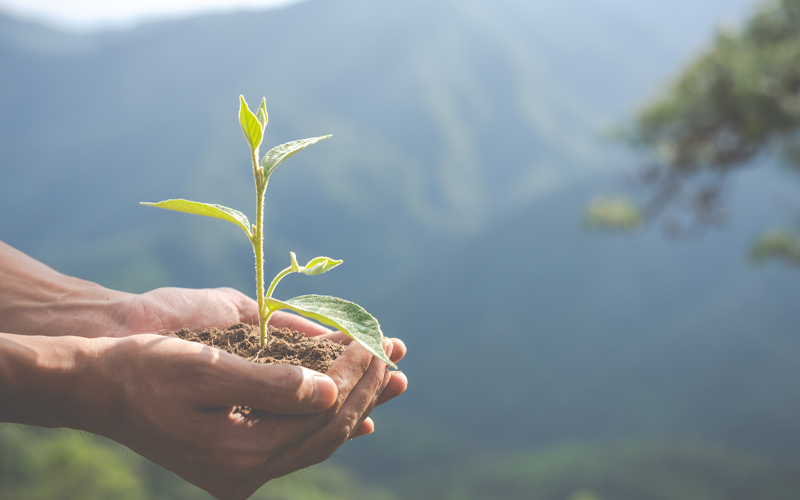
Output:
0 241 407 499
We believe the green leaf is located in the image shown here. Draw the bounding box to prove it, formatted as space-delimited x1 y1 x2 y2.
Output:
290 251 301 272
239 95 263 151
301 256 343 275
289 251 343 275
265 295 395 368
140 199 251 238
256 98 268 129
260 135 332 178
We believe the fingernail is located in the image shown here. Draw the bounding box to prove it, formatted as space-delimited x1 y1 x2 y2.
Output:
311 374 337 409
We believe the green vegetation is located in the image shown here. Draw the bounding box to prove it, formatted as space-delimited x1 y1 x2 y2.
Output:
621 0 800 232
0 427 146 500
397 441 800 500
4 2 800 498
751 228 800 266
6 426 800 500
634 0 800 173
583 196 642 231
142 96 393 367
0 426 400 500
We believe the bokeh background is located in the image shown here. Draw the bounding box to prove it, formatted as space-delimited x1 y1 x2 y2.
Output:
2 0 800 498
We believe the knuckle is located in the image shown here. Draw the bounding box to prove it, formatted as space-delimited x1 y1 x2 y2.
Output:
327 415 358 449
343 414 361 439
320 427 350 454
332 426 351 447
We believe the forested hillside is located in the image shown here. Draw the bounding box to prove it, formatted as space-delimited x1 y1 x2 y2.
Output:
3 0 799 498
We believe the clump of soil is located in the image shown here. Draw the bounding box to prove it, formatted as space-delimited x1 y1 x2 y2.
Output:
167 322 346 373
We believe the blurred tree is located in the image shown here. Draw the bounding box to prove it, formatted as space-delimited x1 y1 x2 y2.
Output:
584 196 643 232
591 0 800 253
0 427 146 500
0 426 402 499
567 490 604 500
750 228 800 265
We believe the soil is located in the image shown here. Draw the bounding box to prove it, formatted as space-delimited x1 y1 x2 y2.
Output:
166 322 346 373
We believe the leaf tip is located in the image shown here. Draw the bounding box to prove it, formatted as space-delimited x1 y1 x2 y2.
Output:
290 251 300 272
256 98 268 129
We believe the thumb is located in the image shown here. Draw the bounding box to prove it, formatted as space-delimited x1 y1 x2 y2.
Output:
210 358 338 414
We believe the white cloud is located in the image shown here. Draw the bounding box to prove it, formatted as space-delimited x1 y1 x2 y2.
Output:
0 0 306 31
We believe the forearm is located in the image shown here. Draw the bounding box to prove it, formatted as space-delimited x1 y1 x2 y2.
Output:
0 332 112 431
0 241 131 337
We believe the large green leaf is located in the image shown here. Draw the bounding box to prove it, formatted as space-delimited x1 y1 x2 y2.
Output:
140 199 251 238
239 95 263 151
265 294 395 368
260 135 332 178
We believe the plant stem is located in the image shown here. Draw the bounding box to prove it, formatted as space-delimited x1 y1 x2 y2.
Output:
251 148 269 347
266 266 292 300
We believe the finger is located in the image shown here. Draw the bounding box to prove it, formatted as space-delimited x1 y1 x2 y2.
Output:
327 345 388 438
308 336 406 358
378 362 393 398
348 348 392 438
389 338 406 363
338 341 391 440
217 287 260 325
268 311 333 337
376 371 407 406
210 356 338 414
261 342 390 477
349 417 374 439
240 340 382 457
316 331 352 345
136 287 258 334
323 341 379 413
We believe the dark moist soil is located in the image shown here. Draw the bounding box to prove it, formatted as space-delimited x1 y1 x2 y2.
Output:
166 322 346 373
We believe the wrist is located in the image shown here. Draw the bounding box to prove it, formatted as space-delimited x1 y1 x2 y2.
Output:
0 242 133 337
0 333 114 432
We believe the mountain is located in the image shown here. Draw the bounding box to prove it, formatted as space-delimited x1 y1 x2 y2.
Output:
366 166 800 460
0 0 758 290
5 0 800 493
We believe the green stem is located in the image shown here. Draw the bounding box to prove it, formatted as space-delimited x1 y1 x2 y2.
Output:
266 266 293 300
251 148 269 347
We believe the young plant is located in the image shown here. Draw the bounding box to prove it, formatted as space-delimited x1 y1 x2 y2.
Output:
141 96 395 368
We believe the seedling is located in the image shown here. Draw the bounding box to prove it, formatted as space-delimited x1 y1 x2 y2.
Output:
141 96 395 368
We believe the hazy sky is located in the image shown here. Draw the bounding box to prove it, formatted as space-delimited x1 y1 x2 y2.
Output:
0 0 306 31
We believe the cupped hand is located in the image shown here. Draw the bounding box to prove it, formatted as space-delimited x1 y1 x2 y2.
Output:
0 240 409 500
120 287 409 427
112 286 260 337
93 333 397 500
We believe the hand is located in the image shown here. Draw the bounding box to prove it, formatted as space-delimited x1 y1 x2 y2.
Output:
113 288 410 441
0 240 392 354
0 239 409 492
94 334 399 500
268 311 409 438
0 240 259 338
0 330 405 500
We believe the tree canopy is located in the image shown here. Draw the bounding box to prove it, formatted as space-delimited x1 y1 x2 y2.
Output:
594 0 800 264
